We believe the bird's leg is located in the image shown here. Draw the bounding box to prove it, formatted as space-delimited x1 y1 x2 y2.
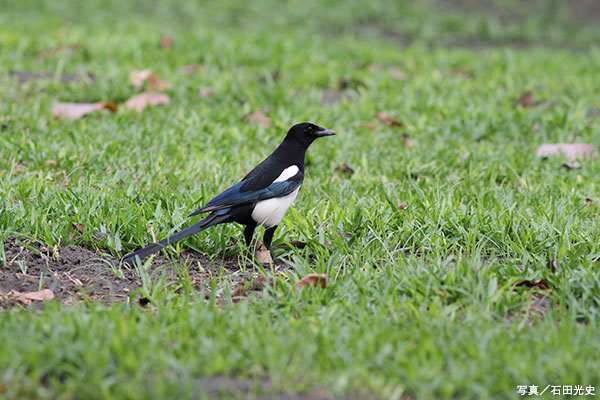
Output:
263 225 278 264
243 223 256 248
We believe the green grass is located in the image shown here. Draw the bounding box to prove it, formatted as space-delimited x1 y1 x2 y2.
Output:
1 0 600 398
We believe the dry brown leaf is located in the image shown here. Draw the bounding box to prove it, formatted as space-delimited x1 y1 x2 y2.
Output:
8 289 55 305
72 222 85 233
53 102 118 119
125 92 170 112
241 110 271 128
376 111 403 127
180 64 201 74
363 121 377 129
160 36 173 49
232 275 269 303
298 274 327 289
335 162 355 177
451 66 471 76
536 143 596 161
517 91 536 108
254 246 272 264
199 87 215 97
128 69 172 91
389 68 409 81
231 285 247 302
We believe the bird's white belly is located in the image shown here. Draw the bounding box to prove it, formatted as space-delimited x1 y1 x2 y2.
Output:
251 188 300 227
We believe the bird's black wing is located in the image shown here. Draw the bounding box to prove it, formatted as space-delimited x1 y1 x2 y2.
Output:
188 171 303 216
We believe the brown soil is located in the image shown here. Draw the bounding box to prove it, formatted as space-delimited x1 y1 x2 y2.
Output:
0 235 272 309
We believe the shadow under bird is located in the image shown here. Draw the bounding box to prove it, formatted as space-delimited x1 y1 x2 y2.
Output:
122 122 336 266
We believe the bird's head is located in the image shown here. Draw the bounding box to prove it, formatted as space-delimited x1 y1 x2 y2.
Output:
285 122 336 147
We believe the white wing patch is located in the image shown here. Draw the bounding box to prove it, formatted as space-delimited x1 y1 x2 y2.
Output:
273 165 299 183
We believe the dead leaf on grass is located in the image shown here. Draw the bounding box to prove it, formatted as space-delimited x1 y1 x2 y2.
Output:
335 162 355 177
125 92 170 112
362 121 377 129
199 87 215 97
254 246 273 264
376 111 403 127
517 91 536 108
389 68 409 81
8 289 55 305
180 64 202 74
241 110 271 128
232 275 269 303
128 69 172 91
298 274 327 289
53 102 118 119
536 143 596 161
160 36 173 49
72 222 85 233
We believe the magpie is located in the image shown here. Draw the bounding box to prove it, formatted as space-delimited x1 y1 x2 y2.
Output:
122 122 336 266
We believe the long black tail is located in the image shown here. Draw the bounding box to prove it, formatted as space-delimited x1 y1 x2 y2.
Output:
122 211 229 266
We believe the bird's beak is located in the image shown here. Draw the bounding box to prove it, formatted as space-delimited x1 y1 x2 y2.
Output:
316 127 337 137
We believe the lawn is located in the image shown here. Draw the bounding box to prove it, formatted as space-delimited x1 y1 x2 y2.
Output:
1 0 600 398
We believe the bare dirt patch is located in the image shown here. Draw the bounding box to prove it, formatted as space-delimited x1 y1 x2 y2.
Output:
0 235 268 309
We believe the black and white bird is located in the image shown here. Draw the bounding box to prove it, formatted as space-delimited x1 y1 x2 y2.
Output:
122 122 336 266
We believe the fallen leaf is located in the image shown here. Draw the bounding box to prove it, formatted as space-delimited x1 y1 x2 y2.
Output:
199 87 215 97
389 68 409 80
124 92 170 112
536 143 596 161
562 161 581 169
517 91 536 108
450 66 471 76
335 162 355 177
514 279 550 289
72 222 85 233
160 36 173 49
298 274 327 289
376 111 403 127
8 289 54 305
232 275 269 303
128 69 172 91
53 102 118 119
397 203 409 210
254 246 272 264
241 110 271 128
180 64 201 74
231 285 247 302
363 121 377 129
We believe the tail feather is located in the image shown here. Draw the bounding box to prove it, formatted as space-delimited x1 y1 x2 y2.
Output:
122 211 229 266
